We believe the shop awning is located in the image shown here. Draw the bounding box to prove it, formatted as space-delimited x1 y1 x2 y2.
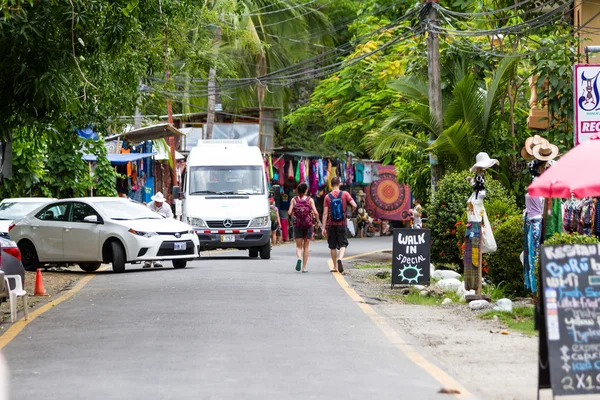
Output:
82 153 156 165
105 123 185 144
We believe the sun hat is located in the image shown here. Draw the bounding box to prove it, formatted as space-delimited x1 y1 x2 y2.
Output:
532 141 559 161
470 152 499 172
521 135 544 160
151 192 166 202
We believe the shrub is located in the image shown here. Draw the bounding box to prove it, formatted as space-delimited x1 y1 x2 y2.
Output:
426 170 517 267
486 215 527 298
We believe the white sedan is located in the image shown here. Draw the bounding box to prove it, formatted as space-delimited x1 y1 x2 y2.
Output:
9 197 199 272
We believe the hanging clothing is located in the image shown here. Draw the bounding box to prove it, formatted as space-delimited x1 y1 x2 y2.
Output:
594 199 600 238
310 161 318 195
581 198 594 235
363 163 372 184
318 159 324 187
295 160 300 182
524 217 541 293
274 158 285 186
355 163 364 183
545 198 563 240
525 194 543 219
288 160 294 180
346 158 354 185
299 160 306 183
463 222 481 291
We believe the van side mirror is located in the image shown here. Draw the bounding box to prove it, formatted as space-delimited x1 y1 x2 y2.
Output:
172 186 181 200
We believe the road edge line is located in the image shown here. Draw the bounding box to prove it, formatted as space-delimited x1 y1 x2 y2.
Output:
330 253 474 399
0 266 109 349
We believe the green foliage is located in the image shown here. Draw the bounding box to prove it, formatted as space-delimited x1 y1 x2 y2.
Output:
426 170 516 267
44 132 92 198
530 34 579 153
90 138 118 197
544 232 600 246
486 215 527 298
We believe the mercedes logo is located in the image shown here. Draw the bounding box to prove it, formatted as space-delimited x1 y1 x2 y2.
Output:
223 219 233 228
174 232 182 238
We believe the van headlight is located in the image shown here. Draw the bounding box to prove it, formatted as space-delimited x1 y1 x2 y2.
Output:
189 217 207 228
249 216 269 228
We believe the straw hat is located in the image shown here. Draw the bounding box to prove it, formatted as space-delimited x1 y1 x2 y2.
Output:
521 135 544 160
470 152 499 172
532 141 559 161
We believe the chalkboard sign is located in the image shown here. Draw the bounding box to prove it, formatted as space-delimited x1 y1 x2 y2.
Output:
540 243 600 397
392 228 430 285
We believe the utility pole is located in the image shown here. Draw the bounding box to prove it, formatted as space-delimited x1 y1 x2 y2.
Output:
426 0 444 194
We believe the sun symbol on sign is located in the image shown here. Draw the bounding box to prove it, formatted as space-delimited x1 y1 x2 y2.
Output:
398 265 423 284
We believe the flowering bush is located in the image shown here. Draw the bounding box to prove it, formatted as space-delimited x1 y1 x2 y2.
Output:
426 170 517 268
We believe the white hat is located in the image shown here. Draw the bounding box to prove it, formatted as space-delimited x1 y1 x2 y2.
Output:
151 192 166 202
470 152 499 172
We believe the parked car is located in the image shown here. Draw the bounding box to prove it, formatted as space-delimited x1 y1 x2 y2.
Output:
0 236 25 292
9 197 199 272
0 198 55 237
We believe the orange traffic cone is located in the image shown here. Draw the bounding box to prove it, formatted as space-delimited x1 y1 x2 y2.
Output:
34 268 47 296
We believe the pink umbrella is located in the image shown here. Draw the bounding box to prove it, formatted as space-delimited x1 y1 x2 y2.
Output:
528 135 600 198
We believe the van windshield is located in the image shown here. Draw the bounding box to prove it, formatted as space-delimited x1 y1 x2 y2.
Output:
188 166 265 195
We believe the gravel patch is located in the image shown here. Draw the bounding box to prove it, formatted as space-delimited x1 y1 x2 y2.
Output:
344 256 538 400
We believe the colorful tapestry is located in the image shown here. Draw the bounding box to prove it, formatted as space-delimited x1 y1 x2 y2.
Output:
365 165 410 221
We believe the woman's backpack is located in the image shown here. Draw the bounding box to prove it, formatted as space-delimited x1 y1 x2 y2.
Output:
294 197 313 229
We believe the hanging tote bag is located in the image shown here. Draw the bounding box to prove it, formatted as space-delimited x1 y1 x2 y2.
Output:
481 209 497 253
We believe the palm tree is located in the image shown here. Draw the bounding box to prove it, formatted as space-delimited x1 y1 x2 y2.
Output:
366 58 519 173
201 0 334 141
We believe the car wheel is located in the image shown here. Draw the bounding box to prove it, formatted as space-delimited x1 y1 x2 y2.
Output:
79 262 101 272
172 259 187 269
110 241 126 273
259 243 271 260
19 241 40 272
249 249 259 258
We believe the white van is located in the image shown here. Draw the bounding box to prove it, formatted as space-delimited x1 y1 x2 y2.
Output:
182 140 271 259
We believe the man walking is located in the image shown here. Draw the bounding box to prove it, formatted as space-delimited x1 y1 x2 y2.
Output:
144 192 173 268
322 177 357 273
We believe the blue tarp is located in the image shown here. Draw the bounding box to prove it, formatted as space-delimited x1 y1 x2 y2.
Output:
82 153 156 165
76 127 99 140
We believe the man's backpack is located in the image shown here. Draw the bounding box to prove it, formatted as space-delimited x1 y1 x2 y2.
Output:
328 191 345 222
294 197 313 229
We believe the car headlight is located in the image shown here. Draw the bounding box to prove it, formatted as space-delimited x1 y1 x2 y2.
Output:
189 217 207 228
249 216 269 228
128 229 158 238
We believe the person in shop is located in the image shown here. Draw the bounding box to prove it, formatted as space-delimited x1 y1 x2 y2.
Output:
356 208 371 238
269 198 282 247
144 192 174 268
322 177 357 273
410 199 423 229
289 183 320 273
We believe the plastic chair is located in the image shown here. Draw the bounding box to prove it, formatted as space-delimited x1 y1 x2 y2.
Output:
3 275 28 323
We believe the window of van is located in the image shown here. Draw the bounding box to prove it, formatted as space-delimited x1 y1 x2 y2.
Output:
188 166 264 195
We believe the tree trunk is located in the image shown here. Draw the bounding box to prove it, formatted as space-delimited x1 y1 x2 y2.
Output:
205 26 222 140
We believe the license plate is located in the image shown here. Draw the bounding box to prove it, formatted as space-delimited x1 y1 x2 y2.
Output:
221 235 235 242
174 242 187 251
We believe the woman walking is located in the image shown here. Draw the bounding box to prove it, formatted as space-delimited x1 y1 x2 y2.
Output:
289 183 319 273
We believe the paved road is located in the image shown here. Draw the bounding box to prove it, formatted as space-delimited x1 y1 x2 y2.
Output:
2 237 464 400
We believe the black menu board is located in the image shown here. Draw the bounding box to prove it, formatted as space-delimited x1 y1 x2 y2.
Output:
392 228 430 285
540 243 600 397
